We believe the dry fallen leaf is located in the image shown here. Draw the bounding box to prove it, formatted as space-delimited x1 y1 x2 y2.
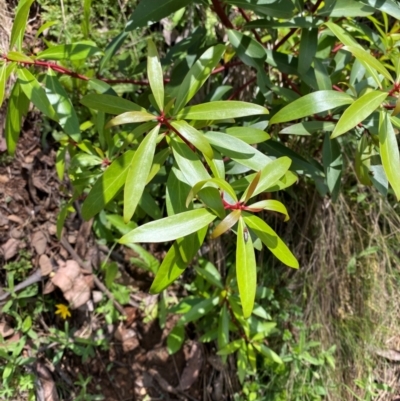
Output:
39 254 53 276
0 322 14 338
1 238 19 260
32 231 47 255
35 362 59 401
180 342 203 390
51 260 91 309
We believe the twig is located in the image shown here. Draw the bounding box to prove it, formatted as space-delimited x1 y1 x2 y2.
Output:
211 0 234 29
0 268 43 302
273 28 297 50
238 8 263 44
60 237 126 317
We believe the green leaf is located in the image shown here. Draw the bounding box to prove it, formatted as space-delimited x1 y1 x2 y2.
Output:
227 30 265 70
36 41 102 60
241 171 261 203
225 127 270 144
211 210 241 239
246 200 290 221
106 111 156 128
325 21 362 48
254 343 283 364
171 120 213 159
251 157 292 198
82 151 135 220
331 91 387 138
298 28 318 75
343 46 393 84
177 296 220 326
125 0 194 31
44 69 81 142
226 0 295 19
355 135 373 186
0 63 7 108
217 339 244 356
236 218 257 318
167 325 185 355
318 0 374 17
379 111 400 201
10 0 35 50
81 94 144 114
280 121 336 135
170 138 211 186
195 260 224 289
323 132 343 201
359 0 400 19
244 214 299 268
5 81 30 155
17 68 56 120
150 228 207 293
147 39 164 112
124 125 160 222
205 132 272 171
175 101 269 120
174 44 226 113
218 304 230 356
270 90 353 124
119 208 216 244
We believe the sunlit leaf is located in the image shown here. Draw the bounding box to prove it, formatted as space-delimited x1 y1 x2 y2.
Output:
331 91 387 138
119 208 216 244
236 218 256 318
106 111 156 128
211 210 241 239
147 39 164 111
80 94 144 114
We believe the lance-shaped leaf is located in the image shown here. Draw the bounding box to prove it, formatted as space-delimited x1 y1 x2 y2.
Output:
106 110 156 128
343 46 393 84
36 41 102 60
123 125 160 222
6 51 34 62
205 132 272 171
0 63 7 108
195 260 224 289
227 30 265 71
226 127 270 144
174 44 226 113
125 0 194 31
175 101 269 120
323 132 343 201
236 218 257 318
10 0 35 49
82 151 135 220
177 296 220 326
217 339 244 356
186 177 237 207
240 171 261 203
167 325 185 355
171 120 213 159
150 228 207 293
80 94 144 114
270 90 353 124
171 139 211 186
5 81 30 155
17 68 56 120
253 343 283 364
244 214 299 268
44 69 81 142
325 21 362 48
251 157 292 197
218 304 230 356
331 91 387 138
119 208 216 244
211 210 241 239
246 200 290 221
147 39 164 111
379 111 400 201
298 28 318 75
355 134 373 186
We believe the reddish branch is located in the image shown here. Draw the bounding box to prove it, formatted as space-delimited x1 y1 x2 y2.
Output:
238 7 263 44
211 0 234 29
228 76 257 100
273 28 297 50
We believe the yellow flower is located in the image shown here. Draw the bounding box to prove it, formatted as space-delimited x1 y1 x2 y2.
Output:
55 304 71 319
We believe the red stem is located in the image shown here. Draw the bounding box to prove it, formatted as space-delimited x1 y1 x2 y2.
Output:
228 76 257 100
238 7 263 44
211 0 234 29
273 28 297 50
310 0 324 13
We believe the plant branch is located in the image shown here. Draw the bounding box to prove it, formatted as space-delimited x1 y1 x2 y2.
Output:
273 28 297 50
211 0 234 29
238 7 263 44
228 76 257 100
